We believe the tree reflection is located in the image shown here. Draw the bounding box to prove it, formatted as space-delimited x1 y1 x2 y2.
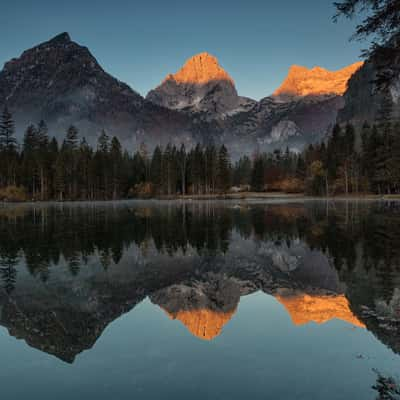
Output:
0 202 399 301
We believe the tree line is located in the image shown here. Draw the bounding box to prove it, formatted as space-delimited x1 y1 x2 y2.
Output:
1 105 400 200
0 107 235 200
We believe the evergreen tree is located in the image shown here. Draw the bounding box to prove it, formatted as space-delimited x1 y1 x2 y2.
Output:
217 145 231 192
65 125 79 150
0 106 18 186
251 156 264 192
96 131 110 198
110 136 123 199
205 144 218 194
177 144 187 195
0 106 17 151
150 146 163 191
55 146 67 201
234 156 252 187
36 120 50 200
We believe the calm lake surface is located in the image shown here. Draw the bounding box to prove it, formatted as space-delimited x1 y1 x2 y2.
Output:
0 200 399 399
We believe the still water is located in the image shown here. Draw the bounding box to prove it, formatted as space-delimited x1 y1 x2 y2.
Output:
0 200 399 399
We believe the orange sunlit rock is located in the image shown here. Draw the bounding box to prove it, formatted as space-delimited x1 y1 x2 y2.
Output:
164 52 234 85
165 308 236 340
276 293 365 328
273 62 364 99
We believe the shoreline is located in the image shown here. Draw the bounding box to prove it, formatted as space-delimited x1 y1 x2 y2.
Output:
2 192 400 205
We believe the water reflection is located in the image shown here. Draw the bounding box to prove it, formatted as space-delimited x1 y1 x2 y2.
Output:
0 201 399 363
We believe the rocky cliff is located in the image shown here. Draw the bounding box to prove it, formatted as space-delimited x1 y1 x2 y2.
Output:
338 57 400 125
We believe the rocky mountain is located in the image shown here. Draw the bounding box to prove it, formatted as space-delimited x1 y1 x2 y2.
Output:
0 32 365 154
0 33 198 148
146 57 363 154
219 63 364 154
146 52 255 120
273 62 364 101
221 93 345 155
338 54 400 126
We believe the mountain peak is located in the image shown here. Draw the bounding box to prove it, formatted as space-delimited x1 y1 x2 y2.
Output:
274 61 364 99
165 52 234 85
146 52 240 116
48 32 72 44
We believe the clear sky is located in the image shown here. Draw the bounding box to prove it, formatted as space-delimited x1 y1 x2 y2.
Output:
0 0 364 100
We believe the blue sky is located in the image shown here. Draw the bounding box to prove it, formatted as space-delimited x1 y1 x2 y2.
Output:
0 0 364 99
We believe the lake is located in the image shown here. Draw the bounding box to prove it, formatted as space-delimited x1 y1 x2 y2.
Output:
0 200 399 399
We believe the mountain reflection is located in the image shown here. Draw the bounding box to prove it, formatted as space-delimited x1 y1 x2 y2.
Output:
0 201 399 362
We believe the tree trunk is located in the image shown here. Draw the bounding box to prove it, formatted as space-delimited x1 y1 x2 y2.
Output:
325 175 329 197
344 165 349 196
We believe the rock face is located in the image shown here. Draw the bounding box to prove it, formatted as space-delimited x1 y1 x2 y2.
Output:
222 95 345 155
147 52 254 119
0 32 197 147
146 58 363 154
273 62 364 101
338 57 400 126
227 62 363 152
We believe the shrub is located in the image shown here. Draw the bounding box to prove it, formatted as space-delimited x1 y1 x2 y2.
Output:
279 178 305 194
0 186 28 202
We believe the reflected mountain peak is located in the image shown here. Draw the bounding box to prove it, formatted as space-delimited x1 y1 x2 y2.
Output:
276 292 366 328
151 278 241 340
163 308 236 341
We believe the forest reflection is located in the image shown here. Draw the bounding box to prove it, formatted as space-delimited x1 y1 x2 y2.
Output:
0 201 399 361
1 201 400 289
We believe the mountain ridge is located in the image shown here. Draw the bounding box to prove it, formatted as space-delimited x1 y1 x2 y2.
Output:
0 32 200 149
273 61 364 100
0 32 369 155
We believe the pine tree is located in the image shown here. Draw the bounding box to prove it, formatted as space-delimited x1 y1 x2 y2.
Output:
150 146 163 192
251 155 264 192
388 122 400 191
217 145 231 193
36 120 50 200
0 106 17 151
343 123 356 194
190 144 205 195
326 124 342 181
139 142 150 182
110 136 123 199
162 144 178 195
65 125 79 150
205 144 218 194
234 156 252 188
0 106 18 186
96 131 110 198
62 126 81 198
77 138 93 199
22 125 39 195
177 144 187 195
55 147 67 201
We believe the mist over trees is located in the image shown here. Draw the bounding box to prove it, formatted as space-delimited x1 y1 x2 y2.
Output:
1 106 400 200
